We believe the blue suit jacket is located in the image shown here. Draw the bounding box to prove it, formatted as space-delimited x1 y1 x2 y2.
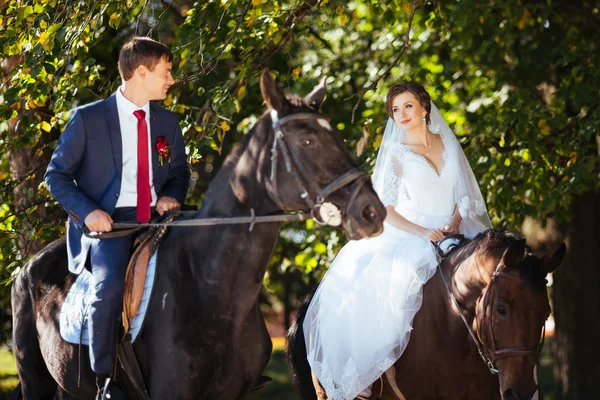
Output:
45 93 189 274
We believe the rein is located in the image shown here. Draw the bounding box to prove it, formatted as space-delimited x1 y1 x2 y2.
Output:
435 237 546 377
83 211 310 238
84 110 369 240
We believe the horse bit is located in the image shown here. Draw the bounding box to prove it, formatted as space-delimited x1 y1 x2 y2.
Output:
267 109 370 227
436 241 546 376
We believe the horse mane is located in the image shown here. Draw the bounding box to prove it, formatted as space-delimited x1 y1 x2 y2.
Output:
200 141 245 209
448 228 547 292
199 96 319 212
199 110 272 212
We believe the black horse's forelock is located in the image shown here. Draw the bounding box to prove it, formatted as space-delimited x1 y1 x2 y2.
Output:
449 228 548 292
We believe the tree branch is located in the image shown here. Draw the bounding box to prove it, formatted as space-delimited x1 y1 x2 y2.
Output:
203 0 253 76
350 0 420 123
254 0 319 69
178 0 253 84
179 0 319 83
135 0 151 36
307 26 335 54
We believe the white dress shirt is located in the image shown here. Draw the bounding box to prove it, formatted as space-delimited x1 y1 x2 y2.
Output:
115 88 157 207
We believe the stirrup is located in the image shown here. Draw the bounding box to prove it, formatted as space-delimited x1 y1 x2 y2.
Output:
98 378 128 400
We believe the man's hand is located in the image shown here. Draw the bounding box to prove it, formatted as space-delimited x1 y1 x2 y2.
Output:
156 196 181 216
84 209 113 232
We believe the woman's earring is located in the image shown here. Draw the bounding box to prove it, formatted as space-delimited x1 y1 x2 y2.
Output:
422 117 426 133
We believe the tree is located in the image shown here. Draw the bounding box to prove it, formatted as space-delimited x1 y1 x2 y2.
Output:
1 0 597 397
419 2 600 397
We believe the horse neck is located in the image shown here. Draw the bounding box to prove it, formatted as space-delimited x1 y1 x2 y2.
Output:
414 249 498 366
181 117 283 310
200 116 279 218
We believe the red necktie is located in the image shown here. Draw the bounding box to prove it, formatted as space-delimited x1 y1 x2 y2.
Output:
134 110 151 223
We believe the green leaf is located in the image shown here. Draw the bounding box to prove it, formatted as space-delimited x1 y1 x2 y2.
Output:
314 242 327 254
108 13 121 30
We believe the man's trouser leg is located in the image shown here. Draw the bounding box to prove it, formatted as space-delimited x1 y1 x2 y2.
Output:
88 208 135 375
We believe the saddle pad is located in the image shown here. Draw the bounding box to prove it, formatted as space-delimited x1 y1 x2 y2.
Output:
59 251 157 345
438 237 462 255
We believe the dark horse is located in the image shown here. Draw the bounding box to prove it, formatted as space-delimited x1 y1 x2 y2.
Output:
11 70 386 399
287 229 566 400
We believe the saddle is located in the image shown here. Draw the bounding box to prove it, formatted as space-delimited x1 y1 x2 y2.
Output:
121 214 176 336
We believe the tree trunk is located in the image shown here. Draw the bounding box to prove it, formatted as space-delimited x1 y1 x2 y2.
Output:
8 122 58 257
551 191 600 399
3 52 60 259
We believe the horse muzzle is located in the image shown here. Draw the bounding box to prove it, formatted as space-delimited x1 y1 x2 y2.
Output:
502 387 538 400
342 197 386 240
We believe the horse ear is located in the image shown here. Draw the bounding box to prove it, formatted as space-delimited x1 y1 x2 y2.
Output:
500 239 527 268
543 243 566 274
304 77 327 110
260 69 291 114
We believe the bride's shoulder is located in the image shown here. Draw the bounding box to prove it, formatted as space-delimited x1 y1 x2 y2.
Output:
389 142 409 154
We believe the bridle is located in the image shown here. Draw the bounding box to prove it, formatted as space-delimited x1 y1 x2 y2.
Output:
82 110 373 239
436 240 547 377
268 109 370 226
478 262 547 374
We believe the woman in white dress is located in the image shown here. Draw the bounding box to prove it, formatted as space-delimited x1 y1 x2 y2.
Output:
303 83 492 400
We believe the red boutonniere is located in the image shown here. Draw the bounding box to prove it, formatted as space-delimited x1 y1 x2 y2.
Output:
156 136 170 166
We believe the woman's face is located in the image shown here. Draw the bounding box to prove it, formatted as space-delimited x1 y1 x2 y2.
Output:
391 91 427 132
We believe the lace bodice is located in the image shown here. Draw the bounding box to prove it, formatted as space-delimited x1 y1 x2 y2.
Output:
381 137 458 217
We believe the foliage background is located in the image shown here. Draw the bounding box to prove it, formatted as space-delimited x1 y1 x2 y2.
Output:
1 0 598 398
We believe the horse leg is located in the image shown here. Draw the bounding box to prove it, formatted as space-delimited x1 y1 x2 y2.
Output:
242 302 272 390
12 274 58 399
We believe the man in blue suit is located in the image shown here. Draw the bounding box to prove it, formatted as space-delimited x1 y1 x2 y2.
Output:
45 37 189 399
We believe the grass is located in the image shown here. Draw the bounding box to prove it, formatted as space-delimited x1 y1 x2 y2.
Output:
0 340 298 400
0 338 557 400
0 348 18 399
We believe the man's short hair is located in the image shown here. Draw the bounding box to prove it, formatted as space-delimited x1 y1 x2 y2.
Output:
118 37 173 81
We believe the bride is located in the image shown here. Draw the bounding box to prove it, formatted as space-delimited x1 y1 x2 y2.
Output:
303 83 492 399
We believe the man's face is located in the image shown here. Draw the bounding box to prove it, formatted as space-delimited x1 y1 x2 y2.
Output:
142 57 175 101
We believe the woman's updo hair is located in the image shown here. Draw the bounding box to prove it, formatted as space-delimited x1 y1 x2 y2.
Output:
385 82 432 125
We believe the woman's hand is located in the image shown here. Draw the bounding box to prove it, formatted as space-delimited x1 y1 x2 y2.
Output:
423 228 445 242
442 223 460 235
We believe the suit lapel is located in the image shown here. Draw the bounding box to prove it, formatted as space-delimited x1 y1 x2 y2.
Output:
149 103 159 183
104 94 123 181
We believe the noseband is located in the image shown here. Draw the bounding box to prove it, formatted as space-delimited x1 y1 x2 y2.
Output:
268 110 370 226
436 241 546 376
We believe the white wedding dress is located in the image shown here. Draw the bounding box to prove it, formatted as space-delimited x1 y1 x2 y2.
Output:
303 109 491 400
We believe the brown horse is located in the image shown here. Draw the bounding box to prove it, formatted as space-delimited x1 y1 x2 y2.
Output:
287 229 566 400
10 70 386 400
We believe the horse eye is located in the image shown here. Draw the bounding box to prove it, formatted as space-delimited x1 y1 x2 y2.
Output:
495 304 507 315
303 139 312 146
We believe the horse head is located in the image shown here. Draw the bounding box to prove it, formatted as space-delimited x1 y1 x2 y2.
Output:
259 69 386 239
471 236 566 400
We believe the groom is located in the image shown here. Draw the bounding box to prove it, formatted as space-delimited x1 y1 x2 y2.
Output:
45 37 189 398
